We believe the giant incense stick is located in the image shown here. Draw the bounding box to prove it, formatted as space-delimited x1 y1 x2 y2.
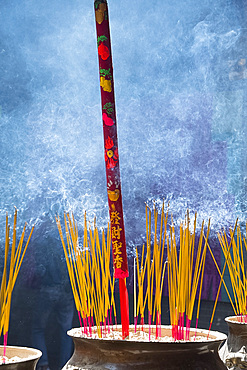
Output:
94 0 129 338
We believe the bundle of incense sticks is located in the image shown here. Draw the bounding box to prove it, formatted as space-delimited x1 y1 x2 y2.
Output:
134 203 211 341
134 202 168 340
205 219 238 336
167 210 210 340
56 205 223 342
0 209 34 361
56 212 117 337
216 220 247 320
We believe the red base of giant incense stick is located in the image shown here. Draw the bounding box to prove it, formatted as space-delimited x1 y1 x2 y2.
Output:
119 278 129 339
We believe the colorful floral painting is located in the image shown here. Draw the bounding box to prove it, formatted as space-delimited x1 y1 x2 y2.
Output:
103 112 114 126
104 136 119 169
98 42 110 60
100 77 112 92
95 1 107 24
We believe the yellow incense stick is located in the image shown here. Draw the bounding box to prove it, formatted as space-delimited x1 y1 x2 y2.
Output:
56 212 116 336
208 219 238 333
0 209 34 341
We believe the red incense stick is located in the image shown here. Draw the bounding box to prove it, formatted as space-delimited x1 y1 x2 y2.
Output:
94 0 129 339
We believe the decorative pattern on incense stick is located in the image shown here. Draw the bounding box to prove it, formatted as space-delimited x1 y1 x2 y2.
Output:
94 0 128 280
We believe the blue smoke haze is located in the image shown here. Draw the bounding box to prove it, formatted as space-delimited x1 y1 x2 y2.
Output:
0 0 246 245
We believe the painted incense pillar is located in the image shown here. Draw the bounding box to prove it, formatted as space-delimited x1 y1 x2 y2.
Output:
94 0 129 338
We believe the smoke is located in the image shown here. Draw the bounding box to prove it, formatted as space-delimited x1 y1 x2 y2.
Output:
0 0 245 245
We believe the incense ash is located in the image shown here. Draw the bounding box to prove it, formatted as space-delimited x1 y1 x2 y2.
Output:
0 356 22 365
68 325 223 343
